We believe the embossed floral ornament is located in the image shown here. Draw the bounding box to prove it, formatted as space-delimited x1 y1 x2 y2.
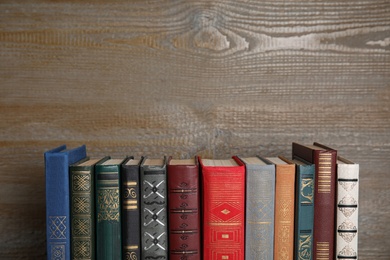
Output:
97 189 120 222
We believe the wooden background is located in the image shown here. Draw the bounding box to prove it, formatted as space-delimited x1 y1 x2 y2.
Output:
0 0 389 259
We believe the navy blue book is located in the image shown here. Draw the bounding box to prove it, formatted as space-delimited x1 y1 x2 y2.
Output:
45 145 87 260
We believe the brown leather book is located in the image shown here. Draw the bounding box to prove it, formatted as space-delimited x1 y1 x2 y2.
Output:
167 157 201 260
293 143 337 260
265 157 295 260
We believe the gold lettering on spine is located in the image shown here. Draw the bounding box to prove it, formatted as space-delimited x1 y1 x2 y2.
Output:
318 154 332 193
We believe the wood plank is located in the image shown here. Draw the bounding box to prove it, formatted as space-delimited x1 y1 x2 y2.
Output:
0 1 389 259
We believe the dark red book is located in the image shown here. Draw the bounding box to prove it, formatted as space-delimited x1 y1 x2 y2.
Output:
167 157 201 260
199 156 245 260
293 143 337 260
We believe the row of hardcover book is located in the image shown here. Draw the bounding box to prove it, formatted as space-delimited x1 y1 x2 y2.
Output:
44 142 359 260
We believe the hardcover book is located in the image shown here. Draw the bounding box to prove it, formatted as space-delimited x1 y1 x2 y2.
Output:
314 143 359 260
293 142 337 260
44 144 87 260
238 156 275 260
265 157 295 260
140 157 168 260
335 157 359 260
167 157 201 260
70 157 108 260
284 157 315 260
121 157 143 260
199 157 245 260
95 158 125 260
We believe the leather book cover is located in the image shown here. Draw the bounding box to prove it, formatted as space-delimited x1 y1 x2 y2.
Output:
313 143 359 260
95 158 125 260
335 158 359 260
199 156 245 260
121 157 143 260
44 144 87 260
140 157 168 260
238 156 275 260
265 157 295 260
70 157 108 260
293 143 337 260
288 158 315 260
167 157 201 260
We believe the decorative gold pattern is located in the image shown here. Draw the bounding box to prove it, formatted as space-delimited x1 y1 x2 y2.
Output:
73 240 91 258
298 234 312 260
97 189 120 222
49 216 67 239
73 218 90 236
221 209 231 215
73 197 90 214
72 174 91 191
318 154 332 193
125 251 137 260
124 187 137 199
301 178 314 204
317 242 329 260
51 244 65 260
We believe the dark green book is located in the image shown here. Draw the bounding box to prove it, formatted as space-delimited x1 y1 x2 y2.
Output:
70 157 108 260
95 158 125 260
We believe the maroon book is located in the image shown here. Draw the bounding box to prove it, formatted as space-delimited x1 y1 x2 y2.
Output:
167 157 201 260
293 142 337 260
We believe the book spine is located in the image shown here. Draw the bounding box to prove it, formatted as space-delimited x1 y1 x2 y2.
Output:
45 145 86 260
121 162 141 260
313 151 337 260
274 164 295 260
201 158 245 260
96 165 122 260
167 163 201 260
295 164 315 260
141 164 168 259
336 164 359 260
245 164 275 260
70 164 95 260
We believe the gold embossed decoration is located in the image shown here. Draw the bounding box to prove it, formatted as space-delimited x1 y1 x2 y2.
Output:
97 189 120 222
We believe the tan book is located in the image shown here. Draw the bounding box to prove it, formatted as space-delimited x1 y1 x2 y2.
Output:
265 157 295 260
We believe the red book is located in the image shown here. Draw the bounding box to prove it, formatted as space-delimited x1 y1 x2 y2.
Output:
199 156 245 260
167 157 201 260
293 143 337 260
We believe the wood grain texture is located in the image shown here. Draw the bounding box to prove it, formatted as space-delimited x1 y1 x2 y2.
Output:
0 0 389 259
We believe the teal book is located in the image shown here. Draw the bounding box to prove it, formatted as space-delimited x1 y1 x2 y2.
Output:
45 145 87 260
70 157 108 260
95 158 125 260
238 156 275 260
290 158 315 260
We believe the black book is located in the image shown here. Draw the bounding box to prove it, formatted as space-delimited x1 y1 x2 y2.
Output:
121 157 143 260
